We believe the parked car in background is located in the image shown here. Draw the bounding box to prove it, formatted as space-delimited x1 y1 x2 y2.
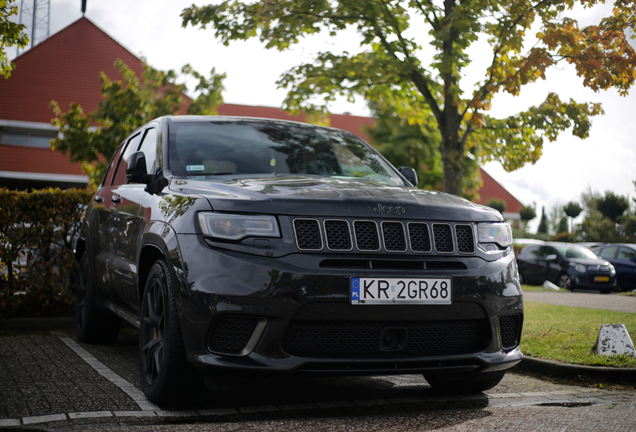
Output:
593 244 636 291
75 115 523 405
517 242 616 293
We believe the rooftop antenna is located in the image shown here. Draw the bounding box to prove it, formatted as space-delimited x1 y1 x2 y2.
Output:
82 0 86 15
17 0 51 55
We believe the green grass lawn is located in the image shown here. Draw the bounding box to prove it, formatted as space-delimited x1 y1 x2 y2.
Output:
522 302 636 367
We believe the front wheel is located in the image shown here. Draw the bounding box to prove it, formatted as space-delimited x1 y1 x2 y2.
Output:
139 260 199 405
424 371 505 394
558 273 573 291
76 253 121 344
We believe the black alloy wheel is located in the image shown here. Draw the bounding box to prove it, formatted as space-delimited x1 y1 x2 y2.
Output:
558 273 573 291
76 253 121 343
139 260 198 405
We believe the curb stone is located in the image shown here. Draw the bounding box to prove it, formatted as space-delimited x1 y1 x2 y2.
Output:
515 356 636 384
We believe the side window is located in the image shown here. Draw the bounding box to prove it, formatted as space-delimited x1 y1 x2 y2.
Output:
111 133 142 186
521 246 538 259
138 128 158 175
538 246 556 260
102 143 126 187
618 247 636 260
599 247 618 260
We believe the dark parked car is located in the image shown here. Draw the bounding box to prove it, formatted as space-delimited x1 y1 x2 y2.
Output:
75 116 523 405
517 242 616 292
593 244 636 291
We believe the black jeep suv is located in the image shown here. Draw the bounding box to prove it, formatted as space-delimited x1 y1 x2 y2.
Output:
75 115 523 405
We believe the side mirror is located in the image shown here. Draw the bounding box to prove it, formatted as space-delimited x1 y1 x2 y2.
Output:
126 151 150 184
545 254 557 261
399 166 418 187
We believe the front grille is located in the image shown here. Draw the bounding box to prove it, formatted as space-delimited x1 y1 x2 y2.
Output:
408 223 431 253
382 222 406 252
294 219 322 250
499 315 520 350
353 221 380 251
455 225 475 253
282 319 490 357
433 224 454 253
208 316 260 355
293 217 476 255
324 220 352 250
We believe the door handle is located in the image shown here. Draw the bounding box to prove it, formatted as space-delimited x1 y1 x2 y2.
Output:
94 195 104 203
111 195 122 204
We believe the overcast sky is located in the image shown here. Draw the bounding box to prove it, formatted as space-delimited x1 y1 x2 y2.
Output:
8 0 636 231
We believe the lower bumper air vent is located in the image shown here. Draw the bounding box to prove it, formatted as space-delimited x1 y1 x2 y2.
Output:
207 316 264 355
499 315 521 350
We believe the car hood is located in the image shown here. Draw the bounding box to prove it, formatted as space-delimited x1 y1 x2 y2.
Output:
168 175 502 222
566 258 611 266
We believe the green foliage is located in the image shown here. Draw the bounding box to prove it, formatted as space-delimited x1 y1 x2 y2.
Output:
564 201 583 219
577 186 634 242
365 102 481 200
51 60 226 186
0 188 92 317
522 301 636 368
537 206 549 234
0 0 28 78
597 191 629 222
557 216 569 234
519 205 537 223
181 0 636 195
485 198 507 214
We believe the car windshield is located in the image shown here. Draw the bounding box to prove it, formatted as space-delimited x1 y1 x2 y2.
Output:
168 121 405 185
553 245 599 260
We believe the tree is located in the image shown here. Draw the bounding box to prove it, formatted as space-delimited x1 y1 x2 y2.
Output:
1 0 29 78
563 201 582 233
365 102 482 200
486 198 506 214
181 0 635 196
597 191 629 222
537 206 548 235
51 60 225 186
519 205 536 224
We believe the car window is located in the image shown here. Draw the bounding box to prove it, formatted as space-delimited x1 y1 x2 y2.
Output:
168 121 405 185
618 247 636 260
553 244 598 260
538 246 556 259
598 246 618 260
102 143 126 188
520 246 539 259
111 133 142 186
138 127 158 175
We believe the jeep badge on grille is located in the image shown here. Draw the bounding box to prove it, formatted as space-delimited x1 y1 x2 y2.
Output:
373 203 406 216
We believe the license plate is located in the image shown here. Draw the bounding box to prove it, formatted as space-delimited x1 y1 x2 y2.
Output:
351 277 452 305
595 276 610 282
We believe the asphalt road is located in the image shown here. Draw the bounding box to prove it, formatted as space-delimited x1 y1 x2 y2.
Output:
1 290 635 431
523 290 636 313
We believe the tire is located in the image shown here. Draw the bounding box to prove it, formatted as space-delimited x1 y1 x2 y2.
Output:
557 273 573 291
139 260 199 405
76 253 121 344
424 371 505 394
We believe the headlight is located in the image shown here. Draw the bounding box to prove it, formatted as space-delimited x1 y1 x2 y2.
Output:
574 264 586 273
198 213 280 240
609 264 616 274
477 223 512 248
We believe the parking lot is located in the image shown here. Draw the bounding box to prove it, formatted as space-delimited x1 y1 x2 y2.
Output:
2 323 636 431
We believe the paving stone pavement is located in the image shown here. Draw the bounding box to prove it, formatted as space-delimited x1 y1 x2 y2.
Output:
1 328 635 430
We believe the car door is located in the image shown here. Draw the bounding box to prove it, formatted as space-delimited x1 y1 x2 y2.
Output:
518 246 541 282
536 246 559 283
106 131 146 309
89 142 128 299
616 246 636 289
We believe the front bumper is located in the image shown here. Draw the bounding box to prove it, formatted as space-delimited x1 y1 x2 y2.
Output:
174 234 524 375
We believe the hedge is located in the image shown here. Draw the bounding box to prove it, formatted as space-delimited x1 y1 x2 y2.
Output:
0 188 93 317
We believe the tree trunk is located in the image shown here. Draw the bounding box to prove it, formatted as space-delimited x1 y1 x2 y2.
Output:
441 129 463 196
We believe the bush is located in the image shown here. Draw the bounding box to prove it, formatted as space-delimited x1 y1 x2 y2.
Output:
0 188 92 317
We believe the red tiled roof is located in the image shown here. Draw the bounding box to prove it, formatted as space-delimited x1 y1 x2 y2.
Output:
476 168 523 213
0 144 84 175
0 17 143 123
